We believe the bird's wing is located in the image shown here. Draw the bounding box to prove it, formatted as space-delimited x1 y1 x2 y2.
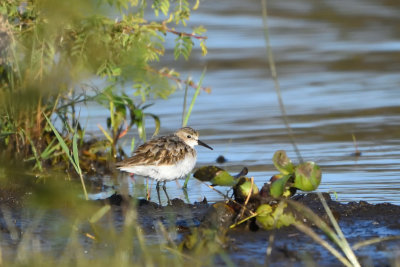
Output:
116 135 194 167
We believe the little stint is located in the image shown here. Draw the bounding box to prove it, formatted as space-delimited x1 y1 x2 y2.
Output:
116 127 213 205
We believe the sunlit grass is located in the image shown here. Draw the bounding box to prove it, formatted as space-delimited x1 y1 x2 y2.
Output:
182 68 207 189
44 113 88 200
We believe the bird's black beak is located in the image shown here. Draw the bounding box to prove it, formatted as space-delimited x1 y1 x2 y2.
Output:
198 139 213 150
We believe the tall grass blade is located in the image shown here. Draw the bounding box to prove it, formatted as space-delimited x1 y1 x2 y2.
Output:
97 124 113 143
72 132 80 174
287 199 360 267
182 68 206 127
43 113 88 200
40 138 59 160
181 83 189 126
182 69 207 188
183 173 190 189
353 235 400 250
130 136 136 154
25 132 43 172
316 193 360 267
293 222 353 267
89 205 111 224
43 114 77 171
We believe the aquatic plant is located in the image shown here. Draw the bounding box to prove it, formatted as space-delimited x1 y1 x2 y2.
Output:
192 151 360 266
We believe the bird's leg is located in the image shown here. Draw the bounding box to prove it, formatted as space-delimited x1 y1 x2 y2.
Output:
162 181 172 205
146 178 152 201
156 181 162 206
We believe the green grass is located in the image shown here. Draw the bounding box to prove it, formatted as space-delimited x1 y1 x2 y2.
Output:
182 68 207 189
44 113 88 200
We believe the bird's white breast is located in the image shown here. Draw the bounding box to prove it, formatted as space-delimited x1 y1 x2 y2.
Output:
118 155 197 182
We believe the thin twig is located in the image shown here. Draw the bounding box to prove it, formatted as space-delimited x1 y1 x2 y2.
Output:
238 177 254 219
119 22 208 40
146 66 211 93
204 183 255 216
164 28 207 40
260 0 303 163
353 235 400 250
229 213 258 229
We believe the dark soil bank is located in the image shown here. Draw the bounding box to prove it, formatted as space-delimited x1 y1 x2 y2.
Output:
0 192 399 266
225 194 400 266
98 193 400 266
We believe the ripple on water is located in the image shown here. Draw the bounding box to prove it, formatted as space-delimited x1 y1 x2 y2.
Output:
81 0 400 204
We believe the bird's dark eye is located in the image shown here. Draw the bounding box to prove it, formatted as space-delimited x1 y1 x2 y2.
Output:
187 135 191 138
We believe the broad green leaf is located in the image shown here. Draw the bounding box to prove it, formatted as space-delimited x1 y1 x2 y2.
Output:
212 170 237 186
272 150 294 175
255 204 275 230
193 166 238 186
235 177 259 199
270 174 291 198
294 162 322 191
256 203 296 230
256 204 273 216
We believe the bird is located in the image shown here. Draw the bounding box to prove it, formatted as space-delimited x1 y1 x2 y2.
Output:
116 127 213 205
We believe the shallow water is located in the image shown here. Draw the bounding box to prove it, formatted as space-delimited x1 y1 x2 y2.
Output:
85 0 400 204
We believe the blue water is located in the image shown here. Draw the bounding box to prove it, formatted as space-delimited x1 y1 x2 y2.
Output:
85 0 400 204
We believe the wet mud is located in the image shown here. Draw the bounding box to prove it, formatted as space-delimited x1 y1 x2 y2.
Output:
0 191 399 266
99 193 400 266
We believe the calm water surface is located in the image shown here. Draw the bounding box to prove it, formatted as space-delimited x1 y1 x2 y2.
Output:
85 0 400 204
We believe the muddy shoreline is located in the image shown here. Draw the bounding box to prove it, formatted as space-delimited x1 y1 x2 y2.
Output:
98 192 400 266
0 190 399 266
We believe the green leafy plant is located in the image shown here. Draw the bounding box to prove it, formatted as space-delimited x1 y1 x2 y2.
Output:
0 0 207 171
95 86 160 158
270 150 321 198
191 152 362 266
192 151 323 232
194 166 238 186
44 113 88 200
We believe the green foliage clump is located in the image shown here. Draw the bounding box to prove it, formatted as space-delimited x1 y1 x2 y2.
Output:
193 150 322 231
0 0 207 171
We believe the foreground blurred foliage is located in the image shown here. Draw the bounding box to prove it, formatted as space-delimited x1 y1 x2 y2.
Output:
0 175 229 266
0 0 207 173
